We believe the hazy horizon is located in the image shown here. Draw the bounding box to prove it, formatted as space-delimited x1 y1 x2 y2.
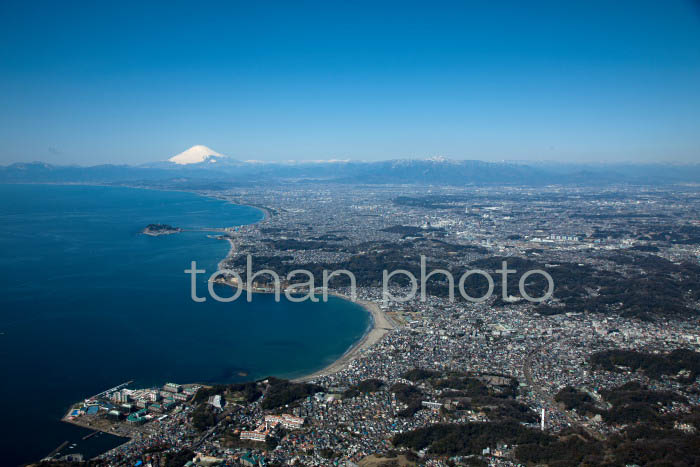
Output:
2 0 699 165
6 149 700 168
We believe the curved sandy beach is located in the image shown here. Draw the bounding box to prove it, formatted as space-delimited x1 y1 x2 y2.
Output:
214 228 394 383
292 294 395 382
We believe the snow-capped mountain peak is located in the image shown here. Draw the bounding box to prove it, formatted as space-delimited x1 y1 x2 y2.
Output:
168 145 226 165
426 155 451 163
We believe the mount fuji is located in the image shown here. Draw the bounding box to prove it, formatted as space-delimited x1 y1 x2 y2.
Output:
168 145 231 165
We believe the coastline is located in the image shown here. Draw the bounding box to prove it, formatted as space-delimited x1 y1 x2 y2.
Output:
61 183 383 385
26 185 288 464
215 233 394 382
291 293 394 382
6 182 273 225
46 183 387 385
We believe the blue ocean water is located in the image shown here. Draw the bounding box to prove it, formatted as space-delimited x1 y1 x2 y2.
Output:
0 184 369 466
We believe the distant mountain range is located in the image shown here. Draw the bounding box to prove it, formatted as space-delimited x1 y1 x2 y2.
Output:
2 146 700 187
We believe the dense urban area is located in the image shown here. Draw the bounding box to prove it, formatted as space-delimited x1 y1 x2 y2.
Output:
39 183 700 467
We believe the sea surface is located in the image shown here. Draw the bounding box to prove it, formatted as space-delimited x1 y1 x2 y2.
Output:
0 184 369 466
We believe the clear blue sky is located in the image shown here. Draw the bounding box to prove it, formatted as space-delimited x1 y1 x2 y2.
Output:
1 0 699 165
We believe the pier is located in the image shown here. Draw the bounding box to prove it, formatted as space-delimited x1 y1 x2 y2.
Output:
87 380 133 401
43 440 68 460
82 431 99 440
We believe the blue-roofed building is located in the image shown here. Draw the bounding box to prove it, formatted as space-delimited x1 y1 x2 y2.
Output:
240 453 266 466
